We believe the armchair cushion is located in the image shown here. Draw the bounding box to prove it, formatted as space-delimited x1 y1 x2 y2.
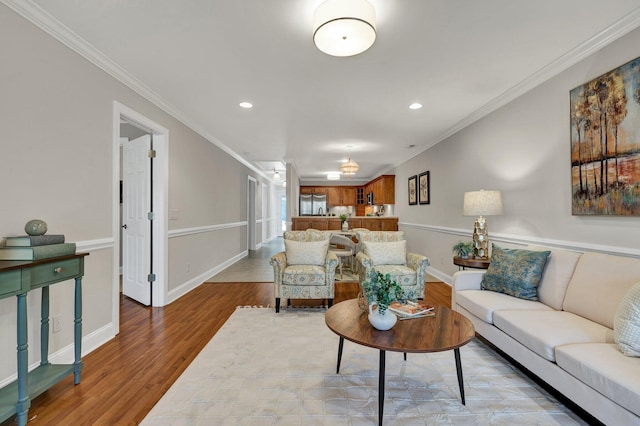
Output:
283 265 327 285
284 239 329 266
371 264 417 286
363 240 407 265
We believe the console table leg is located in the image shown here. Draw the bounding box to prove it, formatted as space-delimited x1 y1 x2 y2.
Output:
40 286 50 366
454 348 465 405
73 277 84 384
16 293 30 426
336 337 344 374
379 350 385 426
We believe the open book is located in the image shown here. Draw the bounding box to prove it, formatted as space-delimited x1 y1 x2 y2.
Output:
388 301 435 318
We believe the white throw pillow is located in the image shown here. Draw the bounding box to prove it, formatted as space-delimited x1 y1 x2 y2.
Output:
284 239 328 266
614 282 640 357
363 240 407 265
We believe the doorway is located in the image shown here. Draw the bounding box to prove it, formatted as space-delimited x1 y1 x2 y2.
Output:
113 101 168 333
247 176 257 250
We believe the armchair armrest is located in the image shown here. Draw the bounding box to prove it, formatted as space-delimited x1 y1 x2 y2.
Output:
451 270 486 309
325 251 339 271
356 251 373 283
407 252 429 272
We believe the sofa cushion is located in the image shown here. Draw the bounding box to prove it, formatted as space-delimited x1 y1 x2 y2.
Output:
282 265 326 285
363 240 407 265
481 245 550 300
614 282 640 357
563 252 640 329
493 310 614 362
456 290 553 324
526 245 582 310
556 343 640 416
284 240 328 266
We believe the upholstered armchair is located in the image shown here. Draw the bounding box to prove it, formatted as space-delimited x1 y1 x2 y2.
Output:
355 231 430 299
270 230 338 313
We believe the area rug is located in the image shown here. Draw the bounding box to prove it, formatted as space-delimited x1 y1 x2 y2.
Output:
141 308 587 425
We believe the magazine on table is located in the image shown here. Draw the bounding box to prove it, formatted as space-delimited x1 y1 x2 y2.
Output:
388 301 434 318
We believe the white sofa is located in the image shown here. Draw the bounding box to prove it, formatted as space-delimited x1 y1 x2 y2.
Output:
452 246 640 425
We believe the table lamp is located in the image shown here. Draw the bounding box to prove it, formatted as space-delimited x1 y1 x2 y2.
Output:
463 190 503 259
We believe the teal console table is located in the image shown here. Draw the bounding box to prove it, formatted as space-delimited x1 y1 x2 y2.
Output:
0 253 88 425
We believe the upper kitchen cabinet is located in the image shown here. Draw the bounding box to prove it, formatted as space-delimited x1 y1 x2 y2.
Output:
367 175 395 205
326 186 356 206
300 186 327 195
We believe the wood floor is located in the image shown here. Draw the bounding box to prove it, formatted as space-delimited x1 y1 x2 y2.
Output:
1 281 450 426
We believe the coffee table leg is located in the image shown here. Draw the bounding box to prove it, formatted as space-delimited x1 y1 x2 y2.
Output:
379 350 385 426
454 348 465 405
336 337 344 374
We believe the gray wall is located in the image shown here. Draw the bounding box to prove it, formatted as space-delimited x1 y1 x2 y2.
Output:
0 5 276 383
395 26 640 282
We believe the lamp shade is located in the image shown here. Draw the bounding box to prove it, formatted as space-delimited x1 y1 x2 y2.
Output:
463 190 503 216
313 0 376 57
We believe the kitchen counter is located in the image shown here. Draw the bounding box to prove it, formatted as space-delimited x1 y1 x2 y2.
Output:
291 216 398 231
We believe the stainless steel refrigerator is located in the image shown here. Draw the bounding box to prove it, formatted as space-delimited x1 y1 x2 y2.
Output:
299 194 327 215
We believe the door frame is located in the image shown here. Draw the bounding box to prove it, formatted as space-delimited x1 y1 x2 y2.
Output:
247 176 257 250
113 101 169 331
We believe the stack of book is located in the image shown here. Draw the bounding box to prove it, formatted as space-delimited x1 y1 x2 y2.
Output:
0 234 76 261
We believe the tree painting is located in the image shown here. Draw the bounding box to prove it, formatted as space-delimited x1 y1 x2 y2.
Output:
570 56 640 215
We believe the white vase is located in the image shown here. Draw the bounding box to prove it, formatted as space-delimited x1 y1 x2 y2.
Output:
368 303 397 330
341 221 348 231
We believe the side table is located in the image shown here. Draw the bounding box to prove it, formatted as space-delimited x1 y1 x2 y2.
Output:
453 256 490 270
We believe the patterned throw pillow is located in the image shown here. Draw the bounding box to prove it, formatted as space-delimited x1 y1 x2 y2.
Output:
363 240 407 265
481 244 551 300
614 282 640 357
284 239 328 266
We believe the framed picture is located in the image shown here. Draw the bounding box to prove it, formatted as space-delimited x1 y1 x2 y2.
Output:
418 171 430 204
570 55 640 215
408 175 417 205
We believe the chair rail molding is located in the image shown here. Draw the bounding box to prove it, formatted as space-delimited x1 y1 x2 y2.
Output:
168 221 248 238
399 222 640 259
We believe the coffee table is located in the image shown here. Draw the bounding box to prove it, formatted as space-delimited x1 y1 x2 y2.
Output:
325 299 475 425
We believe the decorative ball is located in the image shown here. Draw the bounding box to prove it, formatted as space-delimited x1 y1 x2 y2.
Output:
25 219 48 236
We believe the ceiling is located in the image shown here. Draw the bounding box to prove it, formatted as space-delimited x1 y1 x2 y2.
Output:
16 0 640 183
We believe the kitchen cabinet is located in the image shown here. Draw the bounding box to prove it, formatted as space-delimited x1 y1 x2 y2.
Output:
326 186 356 206
293 217 398 231
300 186 326 195
367 175 395 205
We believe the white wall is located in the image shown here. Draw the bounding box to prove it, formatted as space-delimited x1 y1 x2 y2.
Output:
395 26 640 283
0 5 272 384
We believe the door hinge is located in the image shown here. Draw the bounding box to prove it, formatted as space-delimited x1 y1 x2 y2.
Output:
148 149 156 158
147 211 155 220
147 273 156 282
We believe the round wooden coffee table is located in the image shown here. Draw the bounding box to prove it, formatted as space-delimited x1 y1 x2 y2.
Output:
325 299 475 426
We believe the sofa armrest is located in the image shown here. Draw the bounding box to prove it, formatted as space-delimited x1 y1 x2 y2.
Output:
451 270 486 309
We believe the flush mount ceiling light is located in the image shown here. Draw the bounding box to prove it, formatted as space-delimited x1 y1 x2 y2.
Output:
273 169 281 181
327 172 341 180
313 0 376 57
409 102 423 110
239 101 253 109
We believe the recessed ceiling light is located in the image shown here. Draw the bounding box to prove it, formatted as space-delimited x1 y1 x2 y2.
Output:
409 103 423 110
239 102 253 109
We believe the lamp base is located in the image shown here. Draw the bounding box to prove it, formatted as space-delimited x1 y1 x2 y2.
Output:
472 216 489 259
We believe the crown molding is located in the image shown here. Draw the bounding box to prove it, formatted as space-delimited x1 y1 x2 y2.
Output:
406 6 640 163
1 0 269 180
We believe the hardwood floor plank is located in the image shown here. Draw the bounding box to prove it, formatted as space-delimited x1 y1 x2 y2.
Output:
1 280 450 425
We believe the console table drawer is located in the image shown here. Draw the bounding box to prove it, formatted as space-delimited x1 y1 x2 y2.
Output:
0 270 21 297
28 259 81 288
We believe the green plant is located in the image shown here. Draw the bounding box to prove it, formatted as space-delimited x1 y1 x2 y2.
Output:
452 241 473 258
339 214 348 223
361 271 413 315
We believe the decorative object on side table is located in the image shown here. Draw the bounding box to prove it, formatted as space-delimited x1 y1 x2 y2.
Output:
339 214 348 231
361 271 414 330
24 219 48 236
452 241 474 259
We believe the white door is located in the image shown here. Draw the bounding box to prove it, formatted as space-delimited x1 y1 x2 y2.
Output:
122 134 152 306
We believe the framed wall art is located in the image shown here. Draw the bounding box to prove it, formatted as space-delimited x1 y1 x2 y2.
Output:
570 55 640 216
408 175 417 205
418 171 430 204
